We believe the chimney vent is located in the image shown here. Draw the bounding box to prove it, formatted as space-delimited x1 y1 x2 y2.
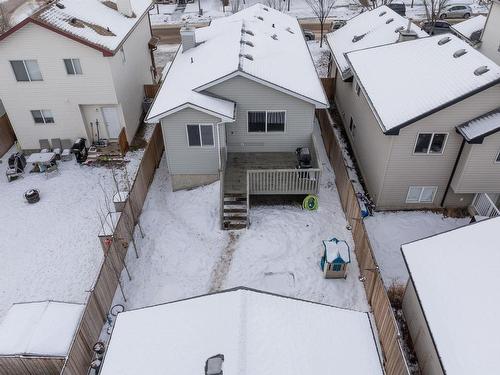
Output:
180 25 196 52
116 0 134 17
397 19 418 42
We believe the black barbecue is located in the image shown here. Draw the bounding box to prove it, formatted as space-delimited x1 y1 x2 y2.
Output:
71 138 88 164
296 147 312 169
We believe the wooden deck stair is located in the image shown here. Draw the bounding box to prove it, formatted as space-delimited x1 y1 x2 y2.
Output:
222 193 248 230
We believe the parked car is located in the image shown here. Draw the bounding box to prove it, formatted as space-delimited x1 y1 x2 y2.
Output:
330 20 346 31
439 4 472 19
303 29 315 41
388 2 406 16
421 20 452 35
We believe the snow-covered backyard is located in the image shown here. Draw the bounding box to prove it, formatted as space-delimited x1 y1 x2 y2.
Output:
0 147 144 321
112 124 369 315
364 211 470 287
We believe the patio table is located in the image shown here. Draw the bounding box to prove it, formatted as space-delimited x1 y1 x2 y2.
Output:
27 152 56 172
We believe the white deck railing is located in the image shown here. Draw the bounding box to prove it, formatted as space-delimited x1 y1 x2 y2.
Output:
247 168 321 195
472 193 500 218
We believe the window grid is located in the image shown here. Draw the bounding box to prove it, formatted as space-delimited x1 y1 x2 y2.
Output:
31 110 55 125
414 132 448 154
64 58 83 75
406 186 437 203
186 124 214 147
10 60 43 82
247 111 286 133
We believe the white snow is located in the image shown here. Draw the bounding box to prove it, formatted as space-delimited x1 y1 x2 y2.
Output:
326 5 427 79
100 289 383 375
35 0 152 52
346 34 500 132
108 122 369 317
364 211 470 287
401 217 500 375
451 14 486 40
307 40 330 78
457 108 500 141
146 4 327 122
324 238 350 263
0 301 84 356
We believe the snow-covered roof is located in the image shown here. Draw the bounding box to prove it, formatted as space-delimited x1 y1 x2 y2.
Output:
0 301 84 357
146 4 328 123
324 238 350 263
325 6 427 80
451 15 486 42
30 0 152 53
100 288 383 375
401 217 500 375
457 107 500 142
346 34 500 133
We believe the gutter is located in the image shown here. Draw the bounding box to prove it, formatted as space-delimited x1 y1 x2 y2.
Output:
440 137 465 207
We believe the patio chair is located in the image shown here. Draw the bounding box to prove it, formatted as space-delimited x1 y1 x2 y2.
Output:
39 139 51 153
51 138 62 160
45 163 59 179
60 139 73 161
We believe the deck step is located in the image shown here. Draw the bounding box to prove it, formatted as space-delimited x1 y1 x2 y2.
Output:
223 222 247 230
223 200 247 206
222 193 248 230
223 215 247 221
224 208 247 214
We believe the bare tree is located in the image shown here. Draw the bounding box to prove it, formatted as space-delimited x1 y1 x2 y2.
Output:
357 0 392 9
0 3 10 33
230 0 242 13
305 0 336 47
422 0 449 28
265 0 288 12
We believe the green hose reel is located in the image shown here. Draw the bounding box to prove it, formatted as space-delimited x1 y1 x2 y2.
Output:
303 195 319 211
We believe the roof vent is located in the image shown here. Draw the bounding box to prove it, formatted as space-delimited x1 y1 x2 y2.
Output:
256 16 264 21
286 26 294 34
352 33 366 43
453 49 467 58
240 53 254 61
271 34 278 40
474 66 490 76
263 7 269 11
379 11 387 16
56 3 65 9
205 354 224 375
385 18 394 24
438 36 451 45
241 40 254 47
243 29 254 36
272 23 275 28
395 26 404 33
70 17 78 24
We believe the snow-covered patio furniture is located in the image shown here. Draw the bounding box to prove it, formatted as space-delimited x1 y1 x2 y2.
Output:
60 139 73 161
39 139 51 153
320 237 351 279
26 152 56 173
51 138 62 160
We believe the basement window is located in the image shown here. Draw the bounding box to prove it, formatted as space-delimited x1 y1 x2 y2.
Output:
406 186 437 203
414 133 448 154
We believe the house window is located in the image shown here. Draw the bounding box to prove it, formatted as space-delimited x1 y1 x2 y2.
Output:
414 133 447 154
496 150 500 163
64 58 83 75
187 124 214 147
406 186 437 203
248 111 285 133
10 60 43 81
31 110 54 124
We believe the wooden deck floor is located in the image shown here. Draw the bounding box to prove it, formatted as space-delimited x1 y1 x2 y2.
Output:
224 152 297 194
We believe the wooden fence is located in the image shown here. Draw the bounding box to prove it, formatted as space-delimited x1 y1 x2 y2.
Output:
0 114 15 158
317 109 410 375
61 125 164 375
321 77 335 102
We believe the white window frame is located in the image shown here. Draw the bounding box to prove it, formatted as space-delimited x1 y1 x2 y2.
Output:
495 149 500 163
10 60 43 82
413 132 448 155
186 123 215 148
406 186 438 203
64 58 83 75
31 110 55 125
247 110 286 134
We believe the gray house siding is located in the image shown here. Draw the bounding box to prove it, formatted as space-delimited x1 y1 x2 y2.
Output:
206 75 316 153
161 108 221 175
334 77 392 206
335 72 500 209
451 132 500 193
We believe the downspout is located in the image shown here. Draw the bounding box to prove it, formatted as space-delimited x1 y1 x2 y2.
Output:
216 122 224 171
440 138 466 207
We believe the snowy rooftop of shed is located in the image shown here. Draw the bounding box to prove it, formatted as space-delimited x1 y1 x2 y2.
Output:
451 15 486 42
32 0 152 53
326 6 427 79
99 288 383 375
146 4 328 122
0 301 84 357
402 217 500 375
457 107 500 142
346 34 500 133
324 239 350 263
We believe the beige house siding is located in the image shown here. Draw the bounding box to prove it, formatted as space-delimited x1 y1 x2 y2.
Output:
334 77 392 205
205 75 316 153
403 280 445 375
451 132 500 193
160 108 221 175
0 23 117 149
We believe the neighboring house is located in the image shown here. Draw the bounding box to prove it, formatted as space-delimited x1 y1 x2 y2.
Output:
99 288 384 375
327 16 500 211
146 4 328 229
480 0 500 65
450 15 486 46
0 98 16 157
401 217 500 375
0 0 156 151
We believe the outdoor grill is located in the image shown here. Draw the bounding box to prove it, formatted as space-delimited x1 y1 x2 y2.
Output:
71 138 88 164
296 147 312 169
24 189 40 204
